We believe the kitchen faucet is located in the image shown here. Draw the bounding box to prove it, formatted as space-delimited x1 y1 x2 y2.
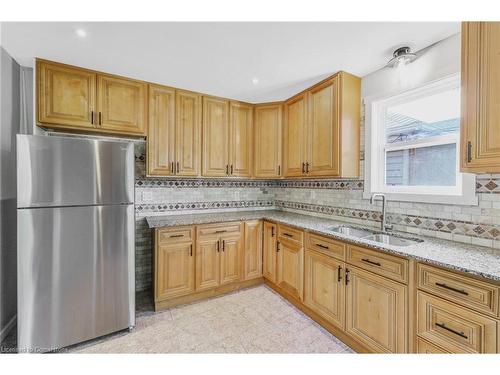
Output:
370 193 393 232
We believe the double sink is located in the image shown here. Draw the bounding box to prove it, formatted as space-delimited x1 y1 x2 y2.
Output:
329 225 423 247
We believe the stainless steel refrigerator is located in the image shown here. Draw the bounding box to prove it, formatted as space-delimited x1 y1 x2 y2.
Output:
17 134 135 352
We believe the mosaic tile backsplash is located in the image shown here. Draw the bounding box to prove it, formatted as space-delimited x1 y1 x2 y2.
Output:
133 144 500 292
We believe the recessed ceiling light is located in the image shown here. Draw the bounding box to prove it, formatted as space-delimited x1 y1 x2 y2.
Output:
75 28 87 38
387 46 417 68
252 77 259 85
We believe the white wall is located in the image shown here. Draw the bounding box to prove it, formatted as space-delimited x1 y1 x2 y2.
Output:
362 33 460 99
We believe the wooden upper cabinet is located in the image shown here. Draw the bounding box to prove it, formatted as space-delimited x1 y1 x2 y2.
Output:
37 59 96 129
307 76 340 176
202 96 230 176
283 93 308 177
254 104 282 178
461 22 500 172
148 85 176 176
229 102 253 177
176 90 202 176
283 72 360 178
97 74 147 135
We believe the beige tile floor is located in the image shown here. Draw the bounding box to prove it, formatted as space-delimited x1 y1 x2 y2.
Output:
74 285 354 354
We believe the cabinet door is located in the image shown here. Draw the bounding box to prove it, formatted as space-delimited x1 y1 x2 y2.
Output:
229 102 253 177
263 222 277 283
283 93 307 177
202 96 229 176
155 241 194 301
277 237 304 300
461 22 500 172
176 90 201 176
97 74 147 135
220 235 243 285
307 77 340 176
345 265 408 353
147 84 176 176
304 249 345 329
37 60 96 129
254 104 283 178
195 237 220 291
244 220 263 280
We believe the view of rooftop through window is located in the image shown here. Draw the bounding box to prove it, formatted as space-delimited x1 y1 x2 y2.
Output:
383 86 460 187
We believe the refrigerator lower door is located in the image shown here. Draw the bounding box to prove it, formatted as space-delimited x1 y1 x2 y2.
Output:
17 204 135 352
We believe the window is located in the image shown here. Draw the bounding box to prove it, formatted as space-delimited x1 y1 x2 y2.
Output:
364 75 477 205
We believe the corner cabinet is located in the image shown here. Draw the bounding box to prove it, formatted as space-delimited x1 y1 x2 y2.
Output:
254 104 283 178
283 72 360 178
37 59 147 136
147 85 201 176
244 220 263 280
461 22 500 173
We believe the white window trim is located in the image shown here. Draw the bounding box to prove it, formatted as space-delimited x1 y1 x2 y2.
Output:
363 74 478 206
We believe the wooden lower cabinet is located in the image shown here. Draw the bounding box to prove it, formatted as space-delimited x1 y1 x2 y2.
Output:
263 221 278 283
277 236 304 301
345 265 408 353
304 249 345 329
195 237 221 291
219 234 243 285
244 220 263 280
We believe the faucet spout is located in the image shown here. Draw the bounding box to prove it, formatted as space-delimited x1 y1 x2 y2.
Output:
370 193 392 232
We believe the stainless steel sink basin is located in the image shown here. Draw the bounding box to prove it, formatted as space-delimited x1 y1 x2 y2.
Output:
363 233 423 247
329 226 375 238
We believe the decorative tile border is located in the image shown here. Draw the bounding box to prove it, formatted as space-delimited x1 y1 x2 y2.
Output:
135 178 276 188
275 200 500 240
136 199 275 214
476 177 500 193
276 179 364 190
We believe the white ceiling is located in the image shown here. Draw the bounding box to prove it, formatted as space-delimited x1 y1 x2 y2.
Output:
1 22 460 103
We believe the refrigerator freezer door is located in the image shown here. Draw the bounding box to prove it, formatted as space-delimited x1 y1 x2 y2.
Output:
17 134 134 208
17 204 135 352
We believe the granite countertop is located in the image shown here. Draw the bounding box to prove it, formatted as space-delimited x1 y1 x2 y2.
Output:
145 210 500 282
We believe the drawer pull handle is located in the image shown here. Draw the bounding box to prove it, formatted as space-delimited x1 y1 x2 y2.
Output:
169 234 184 238
283 233 293 237
337 265 342 282
215 230 227 233
345 268 350 285
435 282 469 296
190 244 193 257
271 227 275 237
435 322 468 339
316 243 329 249
361 258 381 267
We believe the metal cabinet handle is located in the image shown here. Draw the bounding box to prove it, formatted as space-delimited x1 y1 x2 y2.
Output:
177 161 180 174
361 258 381 267
222 240 225 252
316 243 329 249
302 162 305 174
226 165 229 175
345 268 350 285
278 165 281 176
467 141 472 163
283 233 293 238
271 227 275 237
277 241 280 252
435 322 468 339
305 162 309 173
230 165 233 175
190 244 193 257
337 265 342 282
169 234 184 238
90 111 94 125
171 162 174 174
435 282 469 296
216 241 220 252
98 112 102 125
215 230 227 234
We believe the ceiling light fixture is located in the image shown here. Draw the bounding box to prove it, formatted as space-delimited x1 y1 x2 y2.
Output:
387 46 416 68
251 77 259 85
75 28 87 38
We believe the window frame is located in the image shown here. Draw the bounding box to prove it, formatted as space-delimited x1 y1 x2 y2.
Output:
363 74 478 205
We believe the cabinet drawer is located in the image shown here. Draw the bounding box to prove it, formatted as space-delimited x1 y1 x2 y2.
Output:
416 338 450 353
417 291 498 353
158 226 194 243
346 245 408 283
197 222 242 237
278 225 304 244
417 263 500 318
306 233 345 261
